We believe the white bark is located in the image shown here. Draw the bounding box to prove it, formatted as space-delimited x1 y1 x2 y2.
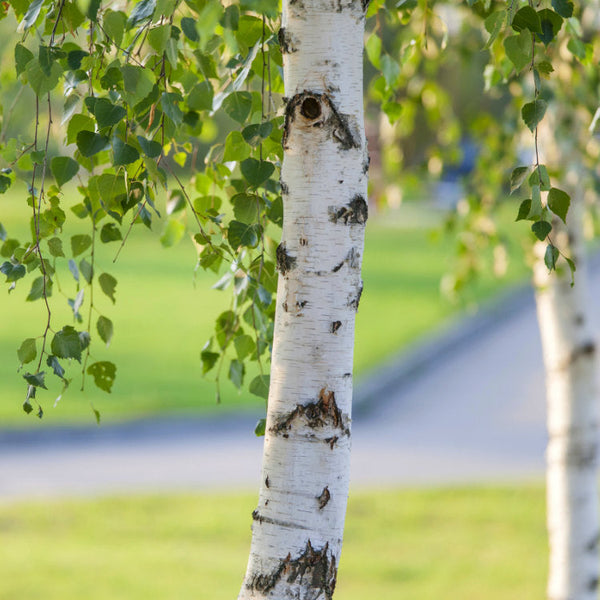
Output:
239 1 368 598
533 191 600 600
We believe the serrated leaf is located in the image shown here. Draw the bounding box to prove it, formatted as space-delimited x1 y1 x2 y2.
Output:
71 234 92 256
51 156 79 187
511 6 541 33
222 91 252 124
26 59 62 97
92 98 127 129
547 188 570 223
510 166 530 193
120 65 155 105
232 193 259 224
181 16 199 41
46 355 65 378
188 81 214 112
529 165 551 191
516 199 532 221
228 220 261 249
127 0 156 28
504 32 533 72
552 0 573 17
51 326 83 361
97 316 114 347
15 43 34 77
26 276 46 301
522 99 547 132
79 259 93 284
100 223 122 243
113 137 140 166
1 261 26 282
229 359 245 389
242 122 273 147
240 158 274 188
76 131 109 157
161 92 183 126
537 9 563 45
234 334 255 360
99 272 117 303
249 374 269 399
484 10 506 49
223 131 251 162
544 244 560 271
200 350 219 374
148 23 170 54
137 136 162 158
17 338 37 365
87 361 116 393
532 220 552 241
23 371 47 389
67 114 95 145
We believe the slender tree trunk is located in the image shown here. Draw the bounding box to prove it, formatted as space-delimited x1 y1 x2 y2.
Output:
533 185 600 600
238 1 368 598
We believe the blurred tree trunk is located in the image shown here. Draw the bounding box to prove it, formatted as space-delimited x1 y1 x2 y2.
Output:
533 181 599 600
238 1 369 598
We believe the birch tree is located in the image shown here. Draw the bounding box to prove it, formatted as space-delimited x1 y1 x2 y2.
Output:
238 0 368 596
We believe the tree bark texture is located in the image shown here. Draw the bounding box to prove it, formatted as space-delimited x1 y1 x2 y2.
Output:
533 190 600 600
239 1 368 598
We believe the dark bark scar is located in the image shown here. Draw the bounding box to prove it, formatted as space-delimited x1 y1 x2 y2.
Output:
277 242 297 275
271 388 350 439
248 539 337 599
331 321 342 334
278 27 298 54
330 195 368 225
317 486 331 509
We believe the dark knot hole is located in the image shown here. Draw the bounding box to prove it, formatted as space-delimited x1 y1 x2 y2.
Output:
300 97 322 120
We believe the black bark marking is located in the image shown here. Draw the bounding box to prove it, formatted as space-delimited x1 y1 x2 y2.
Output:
283 91 360 150
278 27 298 54
332 247 360 273
252 510 310 530
325 436 339 449
571 341 596 363
331 321 342 334
271 388 350 439
564 441 598 468
343 372 352 378
248 540 337 599
332 260 344 273
317 486 331 509
330 195 368 225
349 281 363 311
277 242 297 275
299 237 308 246
363 154 370 174
265 475 270 488
280 180 289 195
589 577 599 592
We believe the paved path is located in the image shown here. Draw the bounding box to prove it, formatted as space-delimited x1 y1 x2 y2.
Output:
1 266 599 501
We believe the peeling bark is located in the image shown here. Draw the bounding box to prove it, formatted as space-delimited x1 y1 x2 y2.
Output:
329 195 368 225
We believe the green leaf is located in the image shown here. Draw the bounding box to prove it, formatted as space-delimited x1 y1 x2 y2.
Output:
516 199 532 221
97 316 114 346
232 193 258 224
160 218 186 247
51 156 79 187
222 91 252 124
51 326 83 361
229 359 245 389
529 165 551 191
181 16 199 41
76 131 109 157
38 44 54 76
511 6 542 33
228 220 261 249
529 185 543 219
127 0 156 28
71 234 92 256
380 54 400 87
547 188 570 223
365 33 382 68
79 259 93 284
87 0 101 21
0 174 11 194
67 114 95 145
100 223 122 243
26 276 46 301
544 244 560 271
565 256 576 285
234 334 255 360
522 100 547 132
537 9 563 45
113 137 140 166
148 24 170 54
532 220 552 241
382 101 403 124
46 355 65 378
200 349 219 374
254 418 266 437
120 65 155 105
242 122 273 147
249 374 269 399
188 81 214 111
104 10 127 47
504 32 533 72
510 166 530 193
223 131 251 162
23 371 47 389
17 338 37 365
161 92 183 126
87 361 116 393
137 136 162 158
92 98 127 129
99 272 117 303
47 237 65 257
240 158 274 188
484 10 506 49
552 0 573 18
26 59 62 96
20 0 44 31
15 43 34 77
1 260 26 282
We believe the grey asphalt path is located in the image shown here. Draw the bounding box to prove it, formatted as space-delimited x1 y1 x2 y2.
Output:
1 265 599 501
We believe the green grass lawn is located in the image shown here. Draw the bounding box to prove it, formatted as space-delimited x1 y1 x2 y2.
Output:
0 486 547 599
0 185 529 426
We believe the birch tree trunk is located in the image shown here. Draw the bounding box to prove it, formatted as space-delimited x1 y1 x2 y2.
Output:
533 187 600 600
239 1 369 598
